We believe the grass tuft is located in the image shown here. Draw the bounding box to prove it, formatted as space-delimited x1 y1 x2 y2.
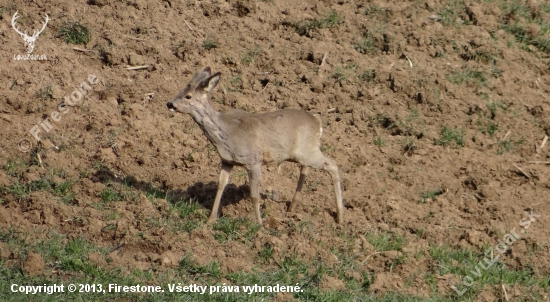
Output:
201 37 218 50
58 21 91 45
36 86 53 100
240 45 261 66
436 126 464 148
366 232 405 252
446 68 487 86
295 11 343 36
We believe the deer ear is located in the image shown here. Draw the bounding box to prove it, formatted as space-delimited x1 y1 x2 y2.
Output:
203 66 211 75
198 72 221 92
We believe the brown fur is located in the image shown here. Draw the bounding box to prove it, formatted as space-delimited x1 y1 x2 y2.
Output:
167 67 344 224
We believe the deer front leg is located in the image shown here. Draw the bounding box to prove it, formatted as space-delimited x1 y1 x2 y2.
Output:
247 165 263 225
288 165 310 213
208 162 233 223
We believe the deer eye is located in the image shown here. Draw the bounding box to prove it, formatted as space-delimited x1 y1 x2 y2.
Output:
185 95 192 99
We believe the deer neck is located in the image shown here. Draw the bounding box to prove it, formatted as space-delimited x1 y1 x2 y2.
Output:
190 100 228 146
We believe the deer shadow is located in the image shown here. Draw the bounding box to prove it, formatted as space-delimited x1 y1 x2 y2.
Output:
91 167 251 212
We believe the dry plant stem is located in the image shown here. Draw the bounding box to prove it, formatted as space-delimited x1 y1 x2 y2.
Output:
361 252 380 264
183 18 204 37
108 242 126 254
502 130 511 141
405 54 413 68
502 284 509 301
536 135 548 157
37 153 43 168
126 65 151 70
72 48 90 52
512 163 530 179
321 52 329 67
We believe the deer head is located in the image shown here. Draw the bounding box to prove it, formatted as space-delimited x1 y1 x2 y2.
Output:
12 12 49 54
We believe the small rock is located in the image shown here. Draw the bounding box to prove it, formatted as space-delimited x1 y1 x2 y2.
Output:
384 250 399 259
378 223 390 231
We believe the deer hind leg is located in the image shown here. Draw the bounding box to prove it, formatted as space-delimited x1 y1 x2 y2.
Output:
322 158 344 224
299 152 344 224
208 162 233 224
288 165 310 213
247 164 263 225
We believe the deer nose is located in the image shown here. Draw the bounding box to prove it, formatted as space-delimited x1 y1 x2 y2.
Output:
166 102 175 110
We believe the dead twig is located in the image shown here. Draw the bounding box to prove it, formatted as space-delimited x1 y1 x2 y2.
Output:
404 54 413 68
183 18 204 37
536 135 548 157
528 161 550 164
502 284 509 301
126 65 151 70
394 98 405 106
361 252 380 265
37 153 43 168
321 52 329 67
502 130 511 141
512 163 530 179
108 242 126 254
72 48 91 52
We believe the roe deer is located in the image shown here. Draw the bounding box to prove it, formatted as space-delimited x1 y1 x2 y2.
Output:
167 67 344 224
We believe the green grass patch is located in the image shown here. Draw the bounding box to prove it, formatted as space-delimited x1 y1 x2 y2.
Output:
295 11 343 36
498 1 550 54
436 126 464 148
2 176 75 202
497 136 525 155
373 135 385 147
418 190 436 204
58 21 91 45
240 45 260 66
446 68 487 86
427 245 549 299
460 50 496 64
359 69 376 83
479 120 499 137
212 217 260 243
331 63 358 86
439 0 467 26
201 37 218 50
36 85 53 100
3 158 29 178
475 101 509 137
354 24 388 55
257 243 274 264
168 199 203 232
365 231 405 252
97 186 122 203
363 4 387 19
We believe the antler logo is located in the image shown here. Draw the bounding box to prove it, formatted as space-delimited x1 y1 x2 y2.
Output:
12 11 49 54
